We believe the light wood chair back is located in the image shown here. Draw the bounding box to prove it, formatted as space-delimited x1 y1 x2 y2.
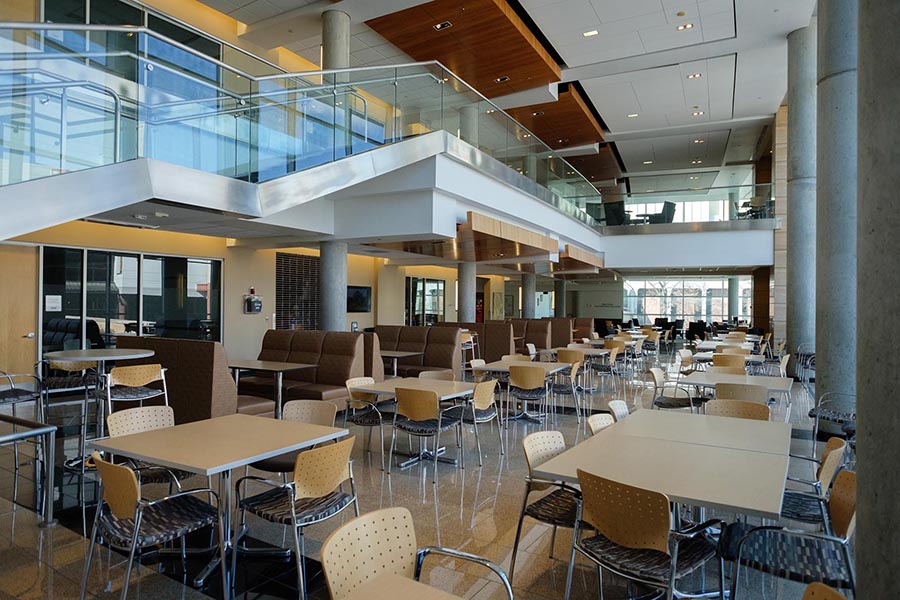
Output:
576 469 670 554
568 342 592 349
608 400 629 421
283 400 337 427
522 430 566 491
778 354 790 376
677 349 694 370
321 507 417 600
715 383 768 404
509 365 546 391
557 349 585 365
829 470 856 539
725 332 746 340
713 353 746 368
590 331 601 340
107 405 174 438
615 334 632 341
395 388 440 422
587 413 615 435
49 360 97 372
502 354 532 362
817 438 847 489
345 376 377 410
418 370 454 381
707 366 747 376
802 583 847 600
722 347 750 355
705 399 770 421
645 331 660 343
469 358 488 382
606 346 620 363
604 340 626 353
91 451 139 520
292 436 355 497
108 364 164 387
472 380 498 411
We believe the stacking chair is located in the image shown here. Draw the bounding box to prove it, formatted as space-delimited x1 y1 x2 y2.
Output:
388 388 461 481
460 331 479 365
705 399 770 421
418 370 454 381
587 413 614 435
591 346 620 397
642 330 661 365
104 364 168 435
715 383 768 404
712 353 746 369
809 392 857 451
676 349 700 375
508 365 549 421
468 358 489 383
251 400 337 474
344 377 392 471
233 437 359 599
38 358 98 428
0 369 43 480
564 470 723 600
502 353 532 362
525 343 538 360
445 380 502 466
608 399 629 421
553 351 584 420
781 438 847 532
106 406 195 489
706 366 747 376
81 452 226 600
509 431 580 583
321 507 513 600
803 583 847 600
720 470 857 597
645 367 694 412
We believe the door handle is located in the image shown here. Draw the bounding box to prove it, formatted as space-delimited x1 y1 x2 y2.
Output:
22 332 35 339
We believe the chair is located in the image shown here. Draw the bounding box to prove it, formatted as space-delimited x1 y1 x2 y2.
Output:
0 369 43 480
587 413 615 435
345 377 392 471
468 358 489 383
592 346 621 396
418 370 455 381
508 365 549 421
81 452 226 600
444 380 502 466
608 399 629 421
809 392 857 448
721 470 857 597
712 353 746 369
645 367 693 412
553 353 584 420
715 383 768 405
105 364 168 434
564 470 722 600
232 437 359 599
38 358 98 429
781 438 847 532
676 349 699 375
705 399 770 421
707 366 747 376
525 343 538 360
803 583 847 600
460 331 478 365
509 431 580 583
106 406 195 488
320 507 513 600
721 347 750 356
250 400 337 474
388 388 461 482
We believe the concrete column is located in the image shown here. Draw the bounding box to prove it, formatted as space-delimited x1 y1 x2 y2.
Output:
457 262 476 323
319 241 347 331
522 273 536 319
321 10 350 70
728 190 739 220
858 1 900 593
554 279 567 317
786 20 817 376
459 104 479 148
728 277 739 321
816 1 857 402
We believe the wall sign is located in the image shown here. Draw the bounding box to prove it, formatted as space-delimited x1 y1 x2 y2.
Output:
45 295 62 312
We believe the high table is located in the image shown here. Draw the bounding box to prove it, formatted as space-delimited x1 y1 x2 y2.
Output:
534 410 790 519
228 359 318 419
348 378 476 468
90 413 347 589
379 350 424 377
343 573 463 600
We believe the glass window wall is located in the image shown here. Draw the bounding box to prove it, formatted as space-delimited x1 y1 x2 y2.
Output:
623 277 752 325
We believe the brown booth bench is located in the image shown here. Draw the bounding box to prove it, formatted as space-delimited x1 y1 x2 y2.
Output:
374 325 462 379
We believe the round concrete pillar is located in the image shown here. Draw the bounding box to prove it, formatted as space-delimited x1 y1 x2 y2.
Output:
522 274 536 319
319 240 348 331
457 262 476 322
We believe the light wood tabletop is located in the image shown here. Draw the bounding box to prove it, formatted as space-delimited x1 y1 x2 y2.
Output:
550 347 610 357
477 360 571 375
227 359 318 372
533 431 789 519
693 351 765 364
695 341 756 352
89 413 348 476
606 409 792 455
348 377 476 400
680 371 793 394
342 573 463 600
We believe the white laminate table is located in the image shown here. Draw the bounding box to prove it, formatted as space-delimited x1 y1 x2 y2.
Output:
379 350 425 376
695 341 755 352
90 413 347 587
680 371 793 395
693 351 765 364
534 420 789 519
348 377 476 401
228 359 318 419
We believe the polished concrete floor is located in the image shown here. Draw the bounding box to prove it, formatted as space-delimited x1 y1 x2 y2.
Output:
0 351 832 600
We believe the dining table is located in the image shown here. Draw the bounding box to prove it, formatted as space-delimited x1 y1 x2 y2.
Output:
228 359 318 419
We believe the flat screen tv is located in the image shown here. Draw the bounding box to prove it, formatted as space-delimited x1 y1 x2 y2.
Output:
347 286 372 312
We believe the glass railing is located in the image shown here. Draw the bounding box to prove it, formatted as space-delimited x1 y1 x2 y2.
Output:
0 23 600 226
576 183 774 226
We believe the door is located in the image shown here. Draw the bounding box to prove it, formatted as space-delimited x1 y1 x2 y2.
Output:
0 245 39 374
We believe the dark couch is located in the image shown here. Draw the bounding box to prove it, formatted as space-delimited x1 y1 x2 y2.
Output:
43 318 105 351
434 322 515 363
374 325 462 379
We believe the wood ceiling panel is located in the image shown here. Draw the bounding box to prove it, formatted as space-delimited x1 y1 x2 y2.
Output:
565 145 623 184
506 88 604 149
366 0 560 98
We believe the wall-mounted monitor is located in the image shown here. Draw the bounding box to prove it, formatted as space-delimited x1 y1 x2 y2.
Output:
347 286 372 313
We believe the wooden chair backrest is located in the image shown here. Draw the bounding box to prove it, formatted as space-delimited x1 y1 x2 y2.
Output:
712 353 746 368
395 388 440 422
346 376 377 410
715 383 768 404
608 400 629 421
283 400 337 427
107 405 174 437
91 451 139 520
587 413 615 435
509 365 546 390
705 399 770 421
829 470 857 540
292 436 355 497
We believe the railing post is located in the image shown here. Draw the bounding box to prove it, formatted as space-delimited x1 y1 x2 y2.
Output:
39 426 56 527
59 88 67 172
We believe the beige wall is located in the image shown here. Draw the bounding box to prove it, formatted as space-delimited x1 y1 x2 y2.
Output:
772 105 788 340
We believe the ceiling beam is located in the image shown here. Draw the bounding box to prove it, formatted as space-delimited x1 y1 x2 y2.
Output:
603 116 774 142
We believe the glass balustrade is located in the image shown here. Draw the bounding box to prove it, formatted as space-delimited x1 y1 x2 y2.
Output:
0 22 600 227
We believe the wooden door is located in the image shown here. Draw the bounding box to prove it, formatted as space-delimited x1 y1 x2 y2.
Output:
0 245 39 374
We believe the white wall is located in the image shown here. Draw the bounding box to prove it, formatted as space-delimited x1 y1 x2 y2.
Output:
597 230 774 269
571 279 625 321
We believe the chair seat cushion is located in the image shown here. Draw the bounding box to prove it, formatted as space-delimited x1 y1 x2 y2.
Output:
780 491 825 525
108 385 164 401
524 488 579 528
509 386 546 401
43 373 98 391
348 408 394 427
99 494 217 548
444 405 497 423
240 487 353 526
551 383 575 395
653 395 693 410
582 531 716 585
0 388 39 404
132 462 197 485
236 395 276 417
395 417 460 435
808 406 855 424
718 523 853 589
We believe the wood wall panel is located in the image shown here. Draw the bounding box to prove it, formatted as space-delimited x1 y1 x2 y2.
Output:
506 88 604 148
0 244 38 374
565 146 623 184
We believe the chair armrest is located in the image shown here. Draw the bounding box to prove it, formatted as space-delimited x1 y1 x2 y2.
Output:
415 546 513 600
525 476 581 496
671 518 724 541
1 372 41 388
132 465 183 492
783 488 826 501
785 476 821 489
234 474 292 500
140 487 219 509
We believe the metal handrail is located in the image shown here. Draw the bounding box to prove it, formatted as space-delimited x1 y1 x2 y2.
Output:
0 414 57 527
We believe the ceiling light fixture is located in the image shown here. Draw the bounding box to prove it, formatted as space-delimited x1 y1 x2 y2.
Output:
692 111 704 116
532 111 544 116
433 21 453 31
643 160 653 165
583 29 599 37
694 139 705 144
522 134 531 138
677 23 694 31
689 176 699 180
687 73 702 79
626 113 639 118
691 159 703 164
494 75 510 83
486 109 496 114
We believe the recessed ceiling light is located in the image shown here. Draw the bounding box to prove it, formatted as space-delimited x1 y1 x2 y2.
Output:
532 111 544 116
689 176 699 180
583 29 599 37
646 189 655 192
691 159 703 164
627 113 639 118
694 139 705 144
523 133 531 138
692 111 704 116
643 160 653 165
495 75 510 83
687 73 702 79
433 21 453 31
677 23 694 31
442 77 449 82
485 109 496 114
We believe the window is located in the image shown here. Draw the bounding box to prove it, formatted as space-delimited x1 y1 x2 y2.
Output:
142 256 221 340
623 277 752 325
405 277 445 326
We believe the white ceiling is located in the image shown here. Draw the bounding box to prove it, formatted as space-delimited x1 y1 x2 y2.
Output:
283 23 413 68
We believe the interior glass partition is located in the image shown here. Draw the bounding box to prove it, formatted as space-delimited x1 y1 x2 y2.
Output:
623 277 753 325
405 277 445 326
